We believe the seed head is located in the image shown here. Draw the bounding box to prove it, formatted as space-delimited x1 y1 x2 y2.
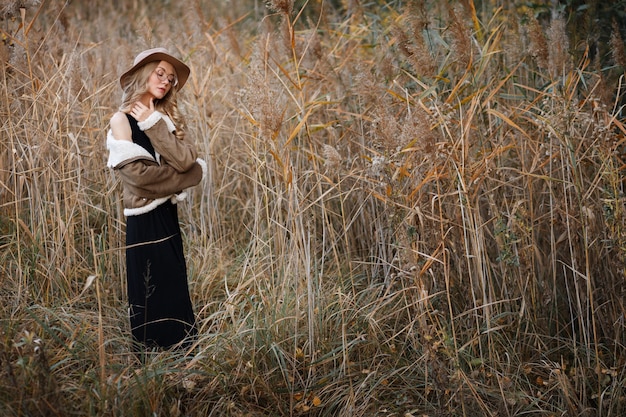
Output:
323 144 342 170
267 0 293 15
610 20 626 69
547 12 571 78
527 13 548 70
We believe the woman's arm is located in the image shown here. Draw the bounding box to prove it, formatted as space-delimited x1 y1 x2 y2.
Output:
137 111 199 173
115 158 203 199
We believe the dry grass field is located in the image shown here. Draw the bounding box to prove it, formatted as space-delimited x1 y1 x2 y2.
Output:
1 0 625 415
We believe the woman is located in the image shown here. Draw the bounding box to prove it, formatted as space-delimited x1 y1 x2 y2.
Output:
106 47 206 350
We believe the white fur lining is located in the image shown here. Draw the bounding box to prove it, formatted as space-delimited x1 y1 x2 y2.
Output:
107 130 161 167
137 111 176 133
196 158 207 180
172 192 188 202
106 130 156 168
124 197 170 217
123 193 189 217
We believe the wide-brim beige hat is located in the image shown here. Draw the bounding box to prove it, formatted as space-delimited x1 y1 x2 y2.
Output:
120 47 190 90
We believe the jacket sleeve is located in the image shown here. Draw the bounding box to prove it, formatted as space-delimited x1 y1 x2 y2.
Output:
137 111 198 173
115 158 203 199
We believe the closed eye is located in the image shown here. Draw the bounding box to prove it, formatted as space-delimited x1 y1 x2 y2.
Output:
156 67 176 83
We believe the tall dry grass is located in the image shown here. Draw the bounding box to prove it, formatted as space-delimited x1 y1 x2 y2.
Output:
1 0 625 416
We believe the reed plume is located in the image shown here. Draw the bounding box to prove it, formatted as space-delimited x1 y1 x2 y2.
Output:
267 0 293 15
447 3 473 68
547 11 571 78
527 12 549 70
610 19 626 69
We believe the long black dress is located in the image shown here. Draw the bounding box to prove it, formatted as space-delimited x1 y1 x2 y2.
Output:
124 113 196 349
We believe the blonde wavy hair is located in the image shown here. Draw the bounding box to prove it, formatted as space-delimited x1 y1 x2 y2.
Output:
119 61 186 140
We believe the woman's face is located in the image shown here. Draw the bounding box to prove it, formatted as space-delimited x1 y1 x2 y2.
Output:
144 60 177 101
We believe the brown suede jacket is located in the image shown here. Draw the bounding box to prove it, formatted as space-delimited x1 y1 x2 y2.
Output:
106 111 206 216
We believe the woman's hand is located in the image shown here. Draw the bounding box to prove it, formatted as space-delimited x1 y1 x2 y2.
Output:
130 99 155 122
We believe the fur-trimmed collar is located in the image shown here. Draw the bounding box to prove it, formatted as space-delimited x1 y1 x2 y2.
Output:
137 111 176 133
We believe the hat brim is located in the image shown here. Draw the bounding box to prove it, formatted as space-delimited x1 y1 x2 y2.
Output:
120 50 190 91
